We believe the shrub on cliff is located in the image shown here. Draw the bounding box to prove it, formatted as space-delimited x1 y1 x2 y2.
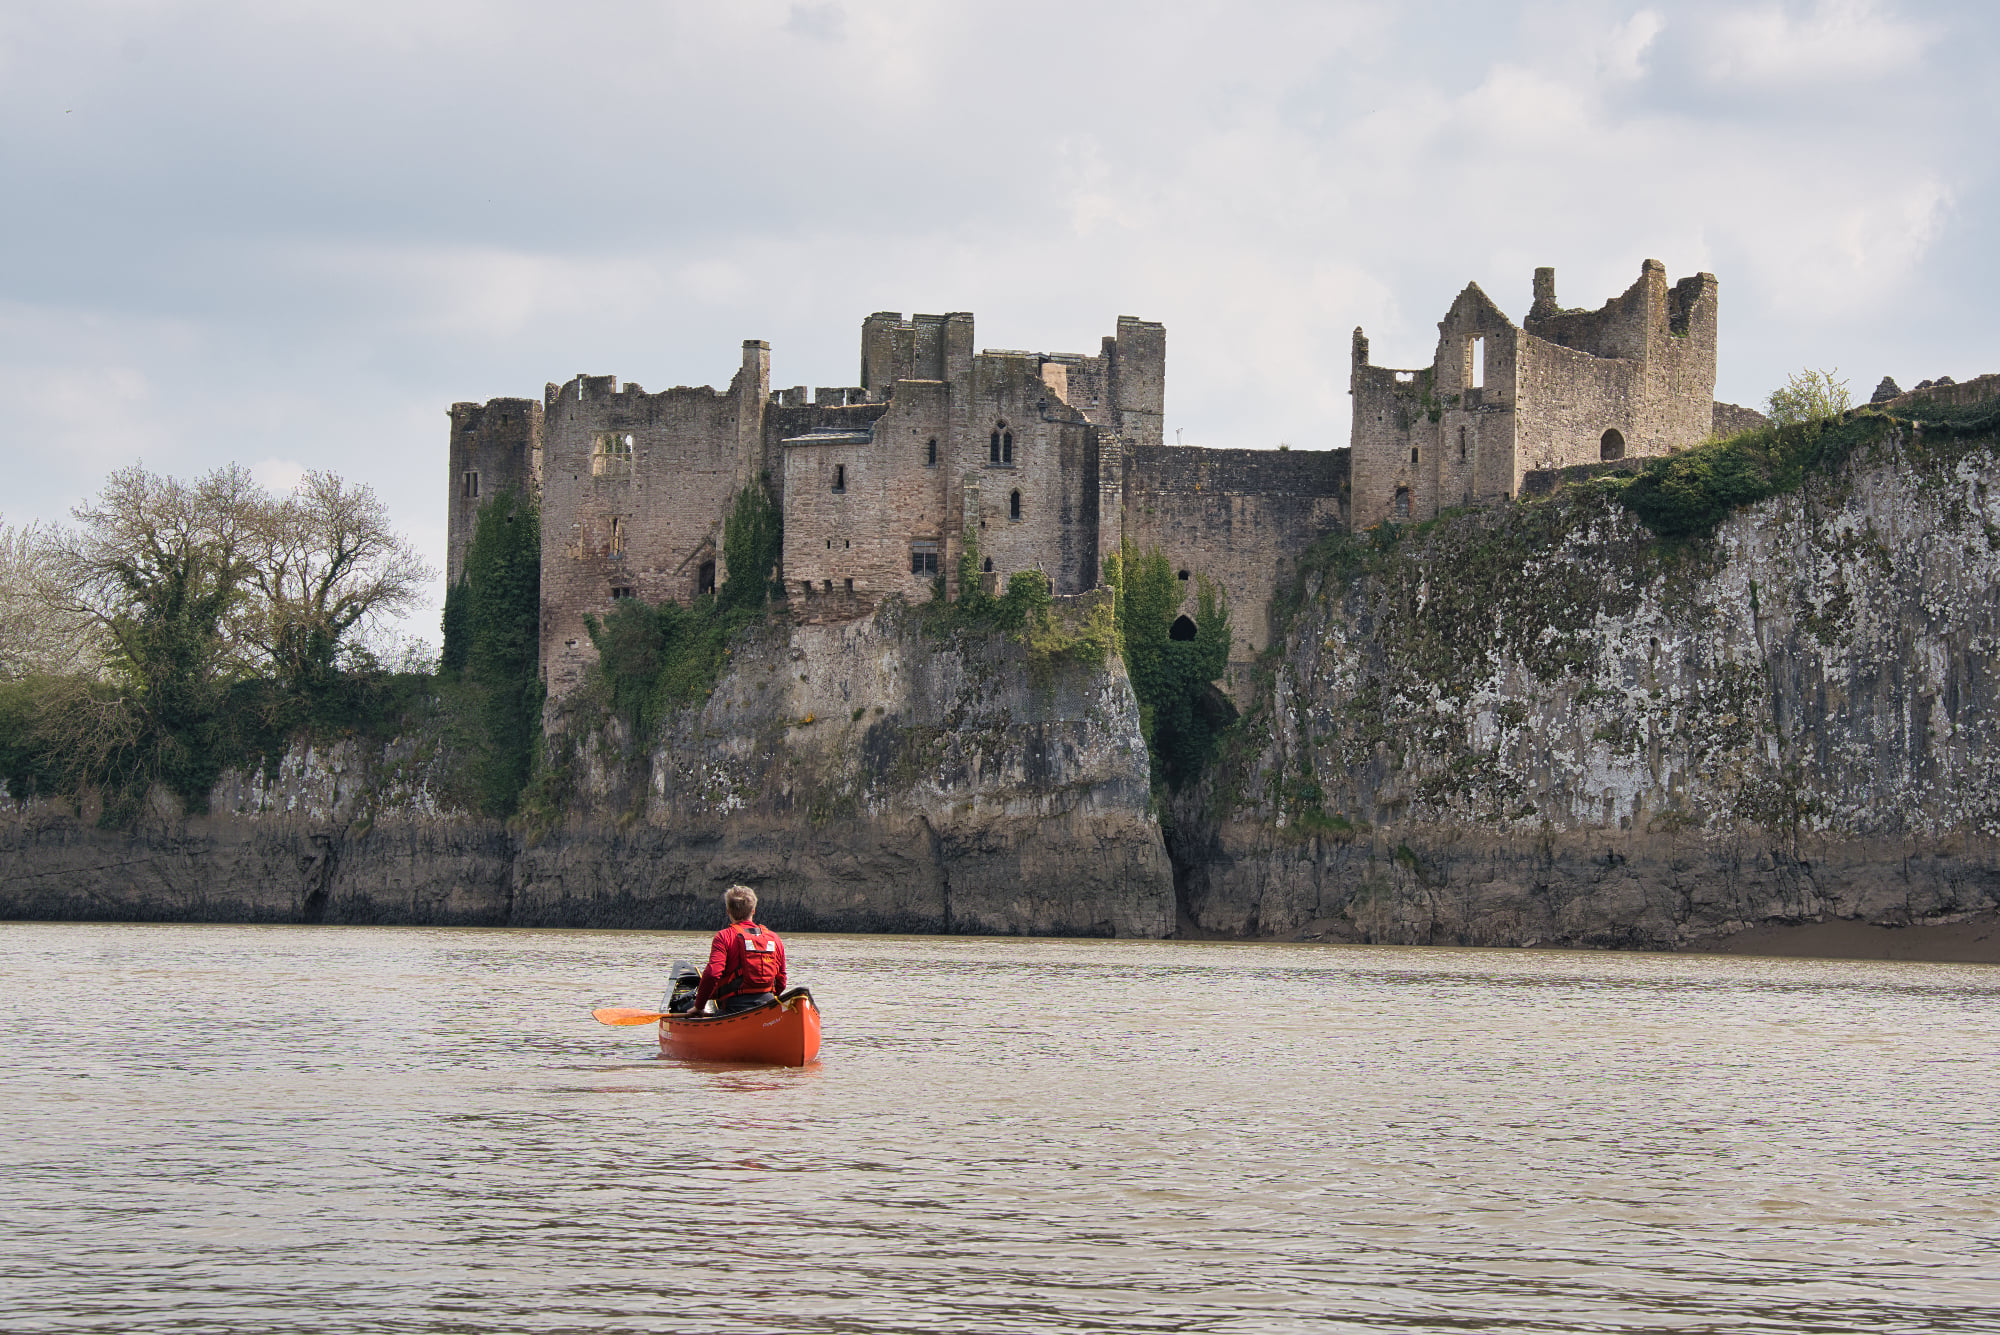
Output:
922 532 1113 672
1612 413 1884 539
1765 367 1852 428
1105 540 1233 790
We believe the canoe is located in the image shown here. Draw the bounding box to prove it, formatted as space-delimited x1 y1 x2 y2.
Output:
658 987 821 1066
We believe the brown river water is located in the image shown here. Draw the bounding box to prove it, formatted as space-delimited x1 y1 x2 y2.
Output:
1 923 1996 1334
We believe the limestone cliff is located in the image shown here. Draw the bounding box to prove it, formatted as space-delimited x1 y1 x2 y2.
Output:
515 603 1172 935
0 604 1174 936
1174 425 2000 947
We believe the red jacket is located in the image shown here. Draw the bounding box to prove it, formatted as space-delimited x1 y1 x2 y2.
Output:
694 920 787 1006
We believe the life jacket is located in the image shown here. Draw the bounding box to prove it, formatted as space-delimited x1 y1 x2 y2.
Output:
718 921 783 997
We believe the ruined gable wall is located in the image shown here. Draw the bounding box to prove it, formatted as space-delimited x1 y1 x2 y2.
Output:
1121 446 1348 691
1427 289 1522 520
782 384 948 608
446 397 541 584
539 363 762 699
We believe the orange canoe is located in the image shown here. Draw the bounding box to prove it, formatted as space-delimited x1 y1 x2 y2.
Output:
658 987 821 1066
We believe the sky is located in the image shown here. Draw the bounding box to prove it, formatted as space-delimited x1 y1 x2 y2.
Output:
2 0 1992 650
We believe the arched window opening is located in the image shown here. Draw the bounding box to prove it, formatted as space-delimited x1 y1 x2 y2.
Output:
925 438 937 467
1458 427 1468 462
1009 490 1022 521
1600 429 1625 461
1410 446 1419 465
1393 486 1411 518
1169 615 1198 642
990 430 1002 464
1002 431 1014 464
1177 569 1190 581
982 557 994 573
591 432 634 478
833 463 846 492
698 560 716 596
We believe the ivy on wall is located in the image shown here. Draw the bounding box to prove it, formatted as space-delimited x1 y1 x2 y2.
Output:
580 479 784 738
1104 539 1233 791
438 488 542 818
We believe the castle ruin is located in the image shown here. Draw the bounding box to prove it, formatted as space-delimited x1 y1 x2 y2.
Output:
1350 258 1761 526
446 259 1752 703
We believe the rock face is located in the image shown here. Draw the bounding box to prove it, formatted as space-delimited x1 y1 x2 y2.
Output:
0 603 1174 937
0 741 516 924
15 429 2000 951
514 603 1173 936
1174 427 2000 948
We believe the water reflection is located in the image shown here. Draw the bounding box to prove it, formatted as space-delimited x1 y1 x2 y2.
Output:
1 923 1996 1333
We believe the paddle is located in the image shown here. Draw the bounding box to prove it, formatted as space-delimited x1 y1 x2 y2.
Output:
593 1007 670 1026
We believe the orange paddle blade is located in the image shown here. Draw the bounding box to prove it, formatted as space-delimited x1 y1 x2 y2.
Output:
593 1008 667 1026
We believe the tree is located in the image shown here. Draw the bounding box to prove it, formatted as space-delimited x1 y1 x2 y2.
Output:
247 470 432 695
0 515 100 679
40 464 265 803
1766 368 1851 427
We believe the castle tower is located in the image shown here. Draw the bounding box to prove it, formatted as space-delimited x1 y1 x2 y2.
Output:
445 398 542 585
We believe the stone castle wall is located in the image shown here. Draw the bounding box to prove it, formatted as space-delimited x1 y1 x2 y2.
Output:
1121 445 1347 691
1513 262 1717 482
537 344 768 699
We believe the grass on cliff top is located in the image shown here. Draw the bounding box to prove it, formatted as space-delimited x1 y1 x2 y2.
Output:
1609 396 2000 539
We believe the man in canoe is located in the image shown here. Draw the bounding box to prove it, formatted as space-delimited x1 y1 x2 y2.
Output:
691 885 788 1015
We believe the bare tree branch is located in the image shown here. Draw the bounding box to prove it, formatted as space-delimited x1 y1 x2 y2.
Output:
0 515 103 678
245 470 435 691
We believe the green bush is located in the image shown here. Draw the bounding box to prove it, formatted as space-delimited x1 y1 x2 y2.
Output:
1765 368 1851 427
918 533 1113 672
1611 415 1881 539
1105 540 1233 790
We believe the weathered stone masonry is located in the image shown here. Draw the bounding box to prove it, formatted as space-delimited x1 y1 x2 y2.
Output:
448 261 1757 709
1350 259 1762 529
451 311 1349 703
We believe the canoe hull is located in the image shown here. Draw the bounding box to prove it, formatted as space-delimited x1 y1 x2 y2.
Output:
658 988 821 1066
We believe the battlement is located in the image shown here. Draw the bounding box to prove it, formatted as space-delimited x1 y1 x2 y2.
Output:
1522 258 1717 362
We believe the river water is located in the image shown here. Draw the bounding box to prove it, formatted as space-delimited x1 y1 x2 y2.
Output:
1 924 1995 1334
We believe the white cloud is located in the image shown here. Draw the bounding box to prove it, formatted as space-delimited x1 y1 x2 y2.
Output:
1698 0 1934 84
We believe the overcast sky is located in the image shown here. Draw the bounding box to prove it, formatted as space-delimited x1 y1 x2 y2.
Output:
3 0 1992 648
